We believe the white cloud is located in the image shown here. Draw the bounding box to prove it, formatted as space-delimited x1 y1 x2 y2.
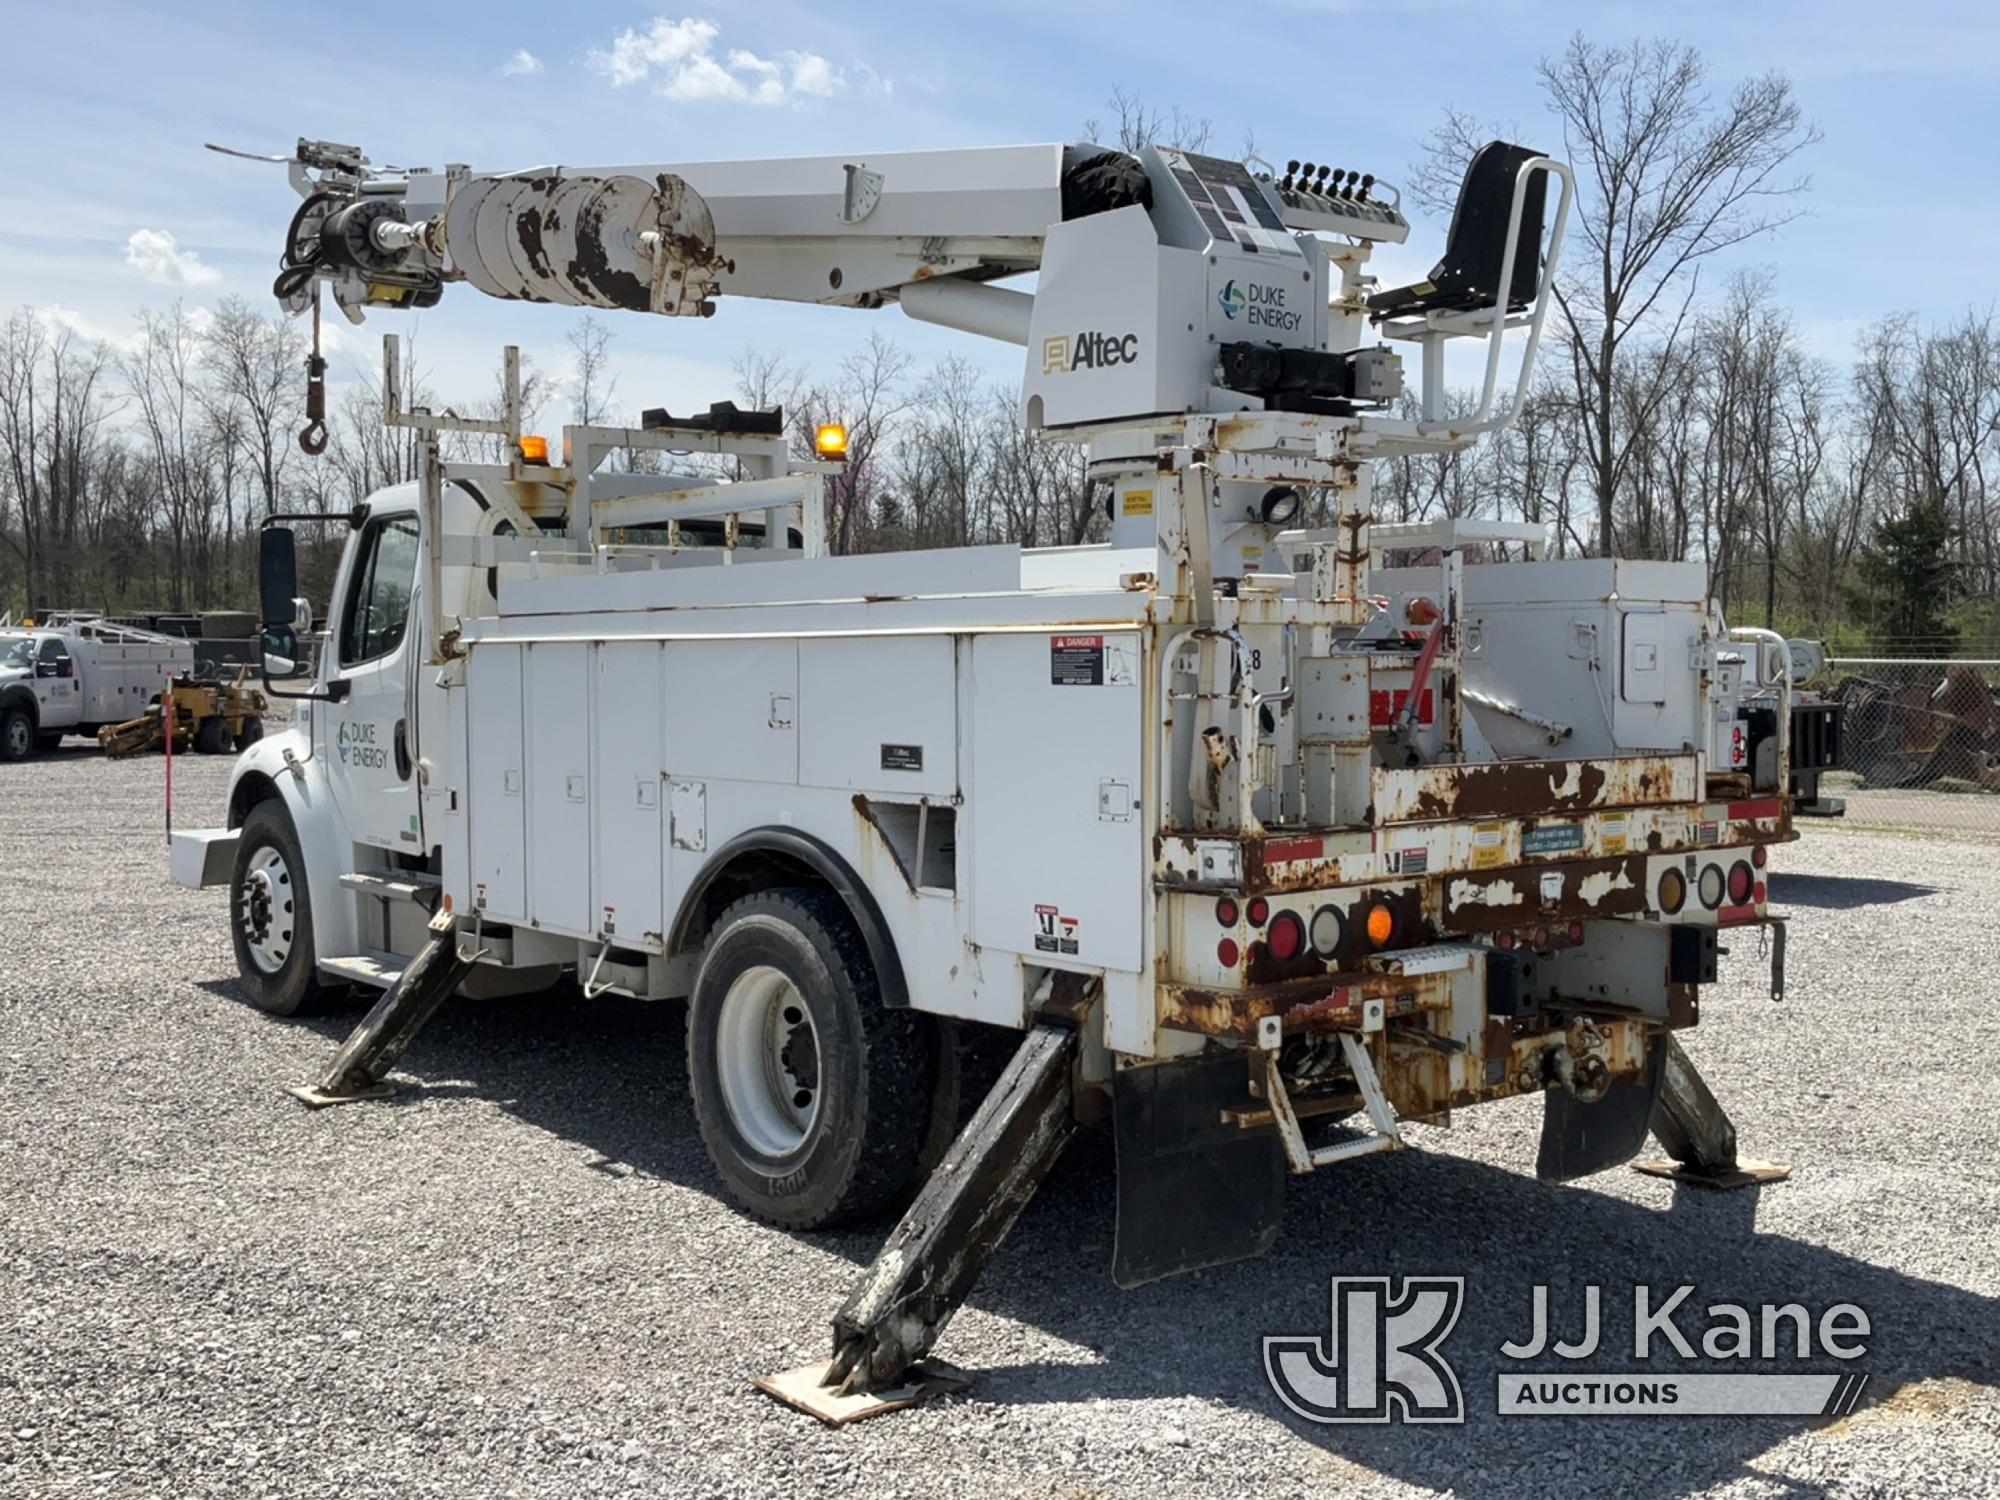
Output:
501 48 543 77
589 16 843 106
124 228 222 288
37 303 142 354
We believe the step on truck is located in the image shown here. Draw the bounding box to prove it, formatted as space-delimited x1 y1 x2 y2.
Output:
174 134 1808 1417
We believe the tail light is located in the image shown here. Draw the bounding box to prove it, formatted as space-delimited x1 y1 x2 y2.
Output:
1731 725 1746 767
1496 930 1518 950
1214 896 1239 926
1567 921 1585 943
1751 844 1768 869
1697 865 1726 910
1246 897 1270 927
1308 906 1345 959
1727 861 1754 905
1531 926 1550 950
1657 867 1687 915
1364 903 1395 947
1267 911 1306 962
1216 937 1240 968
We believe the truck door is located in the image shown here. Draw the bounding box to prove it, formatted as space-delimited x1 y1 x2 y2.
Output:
325 511 425 854
35 636 80 728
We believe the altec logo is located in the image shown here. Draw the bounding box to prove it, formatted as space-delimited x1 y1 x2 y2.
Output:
1265 1277 1466 1424
1041 331 1140 375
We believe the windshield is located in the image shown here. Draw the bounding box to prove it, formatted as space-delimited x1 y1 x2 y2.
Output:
0 637 35 670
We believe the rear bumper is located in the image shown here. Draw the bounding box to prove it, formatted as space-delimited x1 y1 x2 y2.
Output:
170 828 237 889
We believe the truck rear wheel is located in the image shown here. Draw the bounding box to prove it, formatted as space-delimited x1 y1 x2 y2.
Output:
229 801 328 1017
687 888 935 1229
1 707 33 761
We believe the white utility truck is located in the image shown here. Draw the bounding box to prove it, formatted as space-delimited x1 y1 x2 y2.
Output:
173 136 1814 1415
0 615 196 760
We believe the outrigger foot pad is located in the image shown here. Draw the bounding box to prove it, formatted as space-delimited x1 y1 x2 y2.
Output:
759 1019 1080 1421
1633 1157 1791 1190
284 911 471 1111
284 1081 395 1109
753 1359 973 1426
1632 1035 1790 1191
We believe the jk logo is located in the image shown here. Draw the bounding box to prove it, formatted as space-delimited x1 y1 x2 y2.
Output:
1264 1276 1465 1424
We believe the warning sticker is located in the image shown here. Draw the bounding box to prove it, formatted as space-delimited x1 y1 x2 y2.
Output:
1524 822 1586 857
1033 903 1081 956
1473 822 1506 869
1051 634 1105 686
1121 487 1154 517
1601 813 1629 856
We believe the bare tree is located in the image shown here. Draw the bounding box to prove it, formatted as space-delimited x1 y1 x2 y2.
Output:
1084 85 1213 153
1417 36 1819 553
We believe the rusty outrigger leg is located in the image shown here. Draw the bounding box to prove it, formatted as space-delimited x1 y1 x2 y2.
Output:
756 1021 1079 1425
1633 1035 1791 1190
286 911 473 1108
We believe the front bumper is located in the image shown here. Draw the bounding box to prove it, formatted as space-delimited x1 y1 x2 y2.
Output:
170 828 237 889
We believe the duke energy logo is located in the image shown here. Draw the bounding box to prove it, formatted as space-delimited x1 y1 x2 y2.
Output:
337 719 388 769
1218 279 1246 319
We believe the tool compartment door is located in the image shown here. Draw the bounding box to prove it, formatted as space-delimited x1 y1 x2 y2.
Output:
593 641 664 947
968 631 1143 973
466 643 528 922
526 641 593 936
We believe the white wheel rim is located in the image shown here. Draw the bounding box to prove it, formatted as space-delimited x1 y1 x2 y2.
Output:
715 965 821 1159
239 844 296 974
4 717 27 756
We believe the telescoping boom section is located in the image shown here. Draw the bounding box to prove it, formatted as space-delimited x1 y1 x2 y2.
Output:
174 130 1807 1416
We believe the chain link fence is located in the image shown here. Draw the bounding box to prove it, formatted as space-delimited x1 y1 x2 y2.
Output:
1817 658 2000 838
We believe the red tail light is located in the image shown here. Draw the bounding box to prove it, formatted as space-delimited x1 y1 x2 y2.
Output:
1267 911 1305 962
1214 896 1239 926
1246 897 1270 927
1216 937 1240 968
1727 861 1754 905
1751 844 1768 869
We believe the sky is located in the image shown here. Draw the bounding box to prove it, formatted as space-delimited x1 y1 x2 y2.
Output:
3 0 1996 433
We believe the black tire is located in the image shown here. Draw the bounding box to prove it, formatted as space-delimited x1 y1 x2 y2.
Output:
687 887 935 1229
235 717 266 751
228 800 328 1017
194 716 232 755
0 707 34 762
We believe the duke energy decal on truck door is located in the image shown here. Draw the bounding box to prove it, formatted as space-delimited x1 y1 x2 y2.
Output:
1050 634 1134 686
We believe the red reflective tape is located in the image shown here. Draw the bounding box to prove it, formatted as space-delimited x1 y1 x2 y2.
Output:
1718 904 1759 927
1264 836 1325 864
1728 797 1783 821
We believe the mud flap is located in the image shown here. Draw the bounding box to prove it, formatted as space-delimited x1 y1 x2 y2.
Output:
1113 1052 1284 1288
1535 1036 1665 1183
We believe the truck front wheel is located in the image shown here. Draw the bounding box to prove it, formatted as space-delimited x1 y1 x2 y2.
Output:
1 707 34 761
687 888 935 1229
228 801 328 1017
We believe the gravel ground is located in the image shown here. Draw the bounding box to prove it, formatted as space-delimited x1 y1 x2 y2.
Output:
3 745 1997 1499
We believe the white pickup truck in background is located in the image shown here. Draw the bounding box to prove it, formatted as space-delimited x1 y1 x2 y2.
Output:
0 620 194 760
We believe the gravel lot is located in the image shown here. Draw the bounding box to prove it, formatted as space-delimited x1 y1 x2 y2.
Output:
3 746 1997 1498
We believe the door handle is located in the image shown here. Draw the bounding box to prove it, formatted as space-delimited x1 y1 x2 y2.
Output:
393 718 412 781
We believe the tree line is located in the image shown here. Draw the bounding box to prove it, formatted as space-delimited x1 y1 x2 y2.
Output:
1 35 1992 654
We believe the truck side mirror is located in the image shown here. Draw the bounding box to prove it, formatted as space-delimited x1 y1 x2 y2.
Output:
260 625 306 685
260 526 299 628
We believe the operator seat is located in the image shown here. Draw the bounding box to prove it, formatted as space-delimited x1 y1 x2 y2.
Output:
1367 140 1548 321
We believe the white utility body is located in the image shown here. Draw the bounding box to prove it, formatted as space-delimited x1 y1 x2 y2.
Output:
0 616 194 759
172 132 1816 1408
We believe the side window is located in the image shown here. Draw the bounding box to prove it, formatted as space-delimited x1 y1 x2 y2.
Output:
37 638 70 673
337 515 421 668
